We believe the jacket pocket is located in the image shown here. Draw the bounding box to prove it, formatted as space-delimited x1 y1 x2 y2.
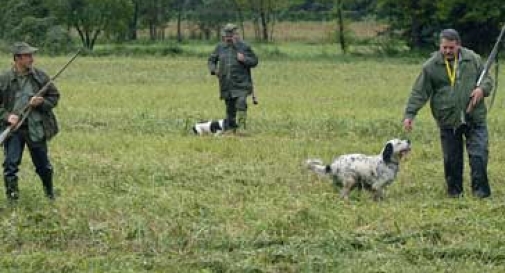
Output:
42 111 59 141
432 104 456 126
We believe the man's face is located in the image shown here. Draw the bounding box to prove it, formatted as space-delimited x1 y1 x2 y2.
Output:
16 54 34 70
439 38 460 60
224 35 233 44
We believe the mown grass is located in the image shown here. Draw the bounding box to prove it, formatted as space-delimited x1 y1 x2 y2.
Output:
0 48 505 273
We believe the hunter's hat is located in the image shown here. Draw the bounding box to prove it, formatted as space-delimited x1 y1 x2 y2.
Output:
11 42 38 55
221 23 238 37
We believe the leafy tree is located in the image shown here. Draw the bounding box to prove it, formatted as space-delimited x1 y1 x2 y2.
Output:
190 0 236 40
7 16 56 46
0 0 73 53
127 0 141 40
48 0 133 50
172 0 189 42
377 0 438 49
436 0 505 53
312 0 352 54
242 0 300 42
139 0 173 40
377 0 505 53
0 0 51 39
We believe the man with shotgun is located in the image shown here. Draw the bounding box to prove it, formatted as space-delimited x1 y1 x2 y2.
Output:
403 28 504 199
0 42 60 201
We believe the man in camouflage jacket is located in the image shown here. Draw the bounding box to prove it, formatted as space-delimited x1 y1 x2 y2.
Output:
0 42 60 201
403 29 493 198
208 23 258 132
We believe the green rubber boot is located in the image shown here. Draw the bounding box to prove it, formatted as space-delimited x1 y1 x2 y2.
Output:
237 111 247 131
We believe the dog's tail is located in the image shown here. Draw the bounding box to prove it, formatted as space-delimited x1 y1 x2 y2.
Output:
305 159 332 176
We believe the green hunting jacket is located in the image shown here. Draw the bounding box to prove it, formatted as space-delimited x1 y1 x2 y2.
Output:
208 41 258 99
0 67 60 141
404 47 493 128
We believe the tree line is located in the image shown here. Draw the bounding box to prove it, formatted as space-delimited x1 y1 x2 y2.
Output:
0 0 503 54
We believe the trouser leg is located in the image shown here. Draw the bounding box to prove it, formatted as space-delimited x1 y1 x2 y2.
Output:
465 124 490 198
224 98 238 131
236 96 248 130
27 140 54 199
440 127 464 196
3 131 25 200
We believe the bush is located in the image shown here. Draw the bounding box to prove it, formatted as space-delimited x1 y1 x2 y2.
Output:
87 44 185 57
1 15 74 55
374 33 408 56
7 16 59 46
43 26 75 55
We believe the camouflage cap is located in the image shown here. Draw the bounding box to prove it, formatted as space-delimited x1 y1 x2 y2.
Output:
11 42 38 55
221 23 238 37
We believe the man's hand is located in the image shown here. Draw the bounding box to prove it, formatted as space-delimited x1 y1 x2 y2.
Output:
7 114 19 127
237 53 245 62
403 118 413 132
29 96 44 107
466 87 484 113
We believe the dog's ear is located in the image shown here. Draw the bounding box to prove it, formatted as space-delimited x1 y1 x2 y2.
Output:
192 126 198 134
382 142 394 163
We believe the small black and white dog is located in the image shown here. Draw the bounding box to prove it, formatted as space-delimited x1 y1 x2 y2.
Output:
192 119 225 135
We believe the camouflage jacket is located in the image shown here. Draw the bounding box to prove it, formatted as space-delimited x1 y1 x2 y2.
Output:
208 41 258 99
404 47 493 128
0 67 60 141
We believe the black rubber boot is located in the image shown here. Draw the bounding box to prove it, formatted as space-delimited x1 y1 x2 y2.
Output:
40 170 55 200
471 174 491 199
4 177 19 202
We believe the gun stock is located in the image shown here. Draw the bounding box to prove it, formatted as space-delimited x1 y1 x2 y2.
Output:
0 126 12 145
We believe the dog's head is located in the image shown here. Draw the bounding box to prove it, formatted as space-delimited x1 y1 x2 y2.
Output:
210 119 225 134
381 139 411 163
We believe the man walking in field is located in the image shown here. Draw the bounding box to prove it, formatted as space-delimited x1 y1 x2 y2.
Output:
0 42 60 202
208 23 258 133
403 29 493 198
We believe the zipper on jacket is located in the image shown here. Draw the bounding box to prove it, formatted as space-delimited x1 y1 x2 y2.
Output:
226 46 232 81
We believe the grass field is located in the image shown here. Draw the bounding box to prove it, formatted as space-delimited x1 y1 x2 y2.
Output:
1 46 505 272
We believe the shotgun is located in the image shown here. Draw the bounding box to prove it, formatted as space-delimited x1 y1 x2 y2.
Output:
467 24 505 113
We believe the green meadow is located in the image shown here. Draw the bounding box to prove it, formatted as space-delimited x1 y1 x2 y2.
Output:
1 45 505 272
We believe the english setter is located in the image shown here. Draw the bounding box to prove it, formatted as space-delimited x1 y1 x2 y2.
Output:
306 139 411 201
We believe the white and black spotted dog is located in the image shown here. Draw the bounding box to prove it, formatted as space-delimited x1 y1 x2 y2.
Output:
192 119 225 136
306 139 411 201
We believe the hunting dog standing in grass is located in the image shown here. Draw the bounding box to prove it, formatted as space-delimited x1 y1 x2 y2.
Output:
306 139 411 201
192 119 225 136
